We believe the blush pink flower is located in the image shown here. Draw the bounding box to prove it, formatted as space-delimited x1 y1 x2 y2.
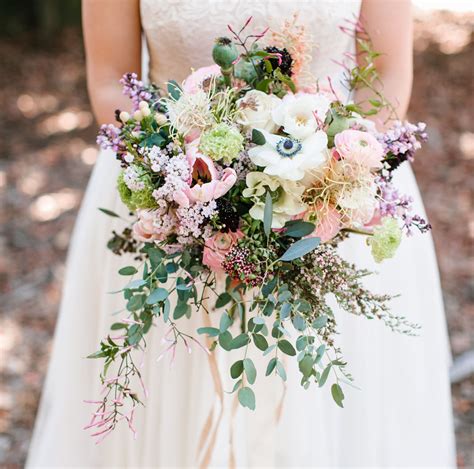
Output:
309 205 342 243
173 141 237 207
334 129 384 169
202 230 244 272
132 209 175 243
182 65 221 94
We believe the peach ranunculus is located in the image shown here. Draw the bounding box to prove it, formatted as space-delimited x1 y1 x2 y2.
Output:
132 209 175 243
182 65 221 94
307 205 342 243
334 129 384 169
173 141 237 207
202 230 243 272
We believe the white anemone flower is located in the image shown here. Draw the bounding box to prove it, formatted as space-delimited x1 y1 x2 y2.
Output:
271 92 331 140
248 129 328 181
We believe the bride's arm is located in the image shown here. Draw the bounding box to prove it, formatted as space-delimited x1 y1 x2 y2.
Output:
82 0 142 125
356 0 413 124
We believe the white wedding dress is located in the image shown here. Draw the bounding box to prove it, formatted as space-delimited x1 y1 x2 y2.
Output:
27 1 456 467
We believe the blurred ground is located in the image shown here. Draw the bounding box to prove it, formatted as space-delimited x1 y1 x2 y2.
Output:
0 10 473 468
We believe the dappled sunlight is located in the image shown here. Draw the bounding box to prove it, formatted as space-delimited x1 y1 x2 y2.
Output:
0 319 21 371
414 12 472 54
81 146 98 165
0 171 6 191
28 189 80 222
37 108 93 136
16 93 59 118
17 169 47 196
459 132 474 160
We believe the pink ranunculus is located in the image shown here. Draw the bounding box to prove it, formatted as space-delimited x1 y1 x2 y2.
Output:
173 141 237 207
182 65 221 94
307 205 342 243
202 230 243 272
334 129 384 169
132 210 164 243
365 208 382 228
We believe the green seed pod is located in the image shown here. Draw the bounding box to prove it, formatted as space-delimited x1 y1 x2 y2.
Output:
212 37 239 70
234 59 258 85
327 113 350 139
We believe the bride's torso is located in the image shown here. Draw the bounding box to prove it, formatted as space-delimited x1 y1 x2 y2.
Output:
140 0 361 89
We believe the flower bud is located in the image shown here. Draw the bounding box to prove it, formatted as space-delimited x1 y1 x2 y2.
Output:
119 111 130 123
133 110 143 121
154 112 168 125
212 37 239 70
141 106 151 117
138 100 149 111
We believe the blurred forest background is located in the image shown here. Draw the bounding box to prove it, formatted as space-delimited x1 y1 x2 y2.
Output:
0 1 473 467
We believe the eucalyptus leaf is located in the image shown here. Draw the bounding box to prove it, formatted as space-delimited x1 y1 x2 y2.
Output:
331 383 345 408
230 360 244 379
283 220 315 238
243 358 257 384
230 333 250 350
216 292 232 309
218 331 233 351
173 302 189 320
299 355 314 378
263 191 273 238
219 312 232 333
279 237 321 262
238 387 256 410
119 266 138 276
253 334 268 351
313 315 328 329
266 357 277 376
197 327 220 337
146 288 168 305
278 339 296 356
319 364 332 387
276 361 287 381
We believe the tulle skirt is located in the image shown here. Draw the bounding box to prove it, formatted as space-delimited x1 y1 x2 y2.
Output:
27 150 456 468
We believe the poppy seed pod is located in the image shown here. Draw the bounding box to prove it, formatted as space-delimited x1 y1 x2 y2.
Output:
212 37 239 70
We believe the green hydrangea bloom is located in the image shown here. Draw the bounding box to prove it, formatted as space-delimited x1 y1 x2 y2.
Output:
199 123 244 164
117 170 156 211
368 217 402 263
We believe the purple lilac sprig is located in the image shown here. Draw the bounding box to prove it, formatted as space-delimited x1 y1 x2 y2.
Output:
376 175 431 236
120 72 153 111
97 124 124 153
378 121 428 171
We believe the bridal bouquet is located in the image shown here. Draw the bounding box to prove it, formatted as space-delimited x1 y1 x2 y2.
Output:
87 18 430 441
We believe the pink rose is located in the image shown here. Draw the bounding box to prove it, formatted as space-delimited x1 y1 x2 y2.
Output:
334 129 384 169
202 230 243 272
173 141 237 207
182 65 221 94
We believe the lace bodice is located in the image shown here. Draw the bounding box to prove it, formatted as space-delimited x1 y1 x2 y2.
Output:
140 0 361 91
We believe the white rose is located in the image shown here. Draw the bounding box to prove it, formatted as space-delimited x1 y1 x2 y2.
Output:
236 90 281 133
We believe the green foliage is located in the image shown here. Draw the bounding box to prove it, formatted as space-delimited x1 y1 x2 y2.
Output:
238 387 255 410
279 237 321 262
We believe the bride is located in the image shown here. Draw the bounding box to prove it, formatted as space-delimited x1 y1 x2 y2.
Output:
27 0 456 467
